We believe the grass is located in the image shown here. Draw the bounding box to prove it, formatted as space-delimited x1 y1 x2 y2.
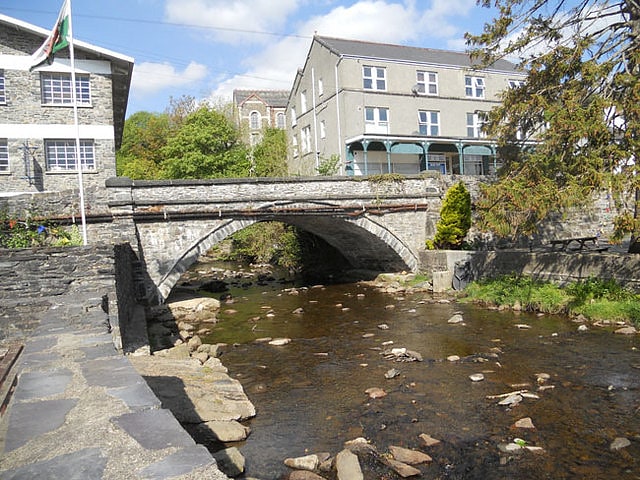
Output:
462 275 640 327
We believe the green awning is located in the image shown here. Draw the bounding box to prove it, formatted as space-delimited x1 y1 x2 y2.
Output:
390 143 424 154
463 145 493 155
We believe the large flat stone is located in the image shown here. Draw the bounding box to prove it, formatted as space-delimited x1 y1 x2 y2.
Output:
137 445 216 480
82 356 142 388
111 409 195 450
107 382 162 411
14 369 73 400
0 447 107 480
79 342 118 360
4 398 77 452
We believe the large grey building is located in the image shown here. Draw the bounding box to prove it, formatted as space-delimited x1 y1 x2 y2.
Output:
0 13 133 207
287 36 526 176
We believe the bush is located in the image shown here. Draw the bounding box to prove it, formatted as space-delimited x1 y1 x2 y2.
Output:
429 181 471 249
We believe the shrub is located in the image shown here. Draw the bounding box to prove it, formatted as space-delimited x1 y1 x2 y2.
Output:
429 181 471 249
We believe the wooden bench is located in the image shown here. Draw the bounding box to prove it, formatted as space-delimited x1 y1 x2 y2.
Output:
549 236 605 252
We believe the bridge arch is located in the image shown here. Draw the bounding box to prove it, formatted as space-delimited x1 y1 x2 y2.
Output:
153 215 418 301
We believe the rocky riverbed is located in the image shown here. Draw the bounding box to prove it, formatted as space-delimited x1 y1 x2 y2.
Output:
134 263 639 479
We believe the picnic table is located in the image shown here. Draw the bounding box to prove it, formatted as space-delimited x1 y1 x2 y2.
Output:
549 236 608 252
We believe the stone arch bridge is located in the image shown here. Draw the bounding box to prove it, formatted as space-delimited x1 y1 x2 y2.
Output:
105 175 461 302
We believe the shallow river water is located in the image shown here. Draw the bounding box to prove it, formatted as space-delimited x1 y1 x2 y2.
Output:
187 274 639 480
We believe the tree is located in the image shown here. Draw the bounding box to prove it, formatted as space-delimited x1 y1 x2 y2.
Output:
116 111 172 179
252 127 289 177
466 0 640 250
428 181 472 249
160 105 250 179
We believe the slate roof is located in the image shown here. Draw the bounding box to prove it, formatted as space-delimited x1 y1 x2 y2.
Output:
233 90 290 108
315 36 520 73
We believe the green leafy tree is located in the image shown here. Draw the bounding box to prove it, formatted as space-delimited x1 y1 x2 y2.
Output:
116 111 172 179
160 105 250 179
466 0 640 250
252 127 289 177
429 181 472 249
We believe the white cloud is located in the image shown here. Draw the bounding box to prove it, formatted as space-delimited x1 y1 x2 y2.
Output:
164 0 301 44
131 61 208 96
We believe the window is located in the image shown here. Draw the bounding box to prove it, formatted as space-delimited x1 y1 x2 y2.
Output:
250 111 260 130
301 90 307 112
290 107 297 127
363 66 386 91
509 79 525 88
0 139 8 172
41 73 90 105
416 71 438 95
320 120 326 139
0 70 5 104
292 136 299 157
276 112 285 129
465 75 485 98
318 78 324 96
466 112 487 138
45 139 95 171
365 107 389 133
301 126 312 153
418 110 440 136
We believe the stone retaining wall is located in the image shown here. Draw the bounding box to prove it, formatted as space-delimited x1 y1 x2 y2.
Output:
0 244 144 350
421 249 640 291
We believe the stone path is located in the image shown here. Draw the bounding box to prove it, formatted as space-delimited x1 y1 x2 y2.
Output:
0 292 230 480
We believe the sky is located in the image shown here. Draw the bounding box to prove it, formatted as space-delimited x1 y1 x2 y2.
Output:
2 0 500 117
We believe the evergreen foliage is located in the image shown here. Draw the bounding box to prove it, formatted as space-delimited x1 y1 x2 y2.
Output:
429 181 472 249
465 0 640 249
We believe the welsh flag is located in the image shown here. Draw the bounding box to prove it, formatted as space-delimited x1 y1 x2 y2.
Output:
30 0 71 70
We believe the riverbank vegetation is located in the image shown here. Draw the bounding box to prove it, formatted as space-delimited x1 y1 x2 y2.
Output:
462 275 640 326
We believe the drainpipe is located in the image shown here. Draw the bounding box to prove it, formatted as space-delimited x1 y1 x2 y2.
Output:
457 141 464 174
363 140 369 176
311 67 320 171
335 57 344 174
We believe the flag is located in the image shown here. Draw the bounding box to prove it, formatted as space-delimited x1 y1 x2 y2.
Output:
30 0 71 71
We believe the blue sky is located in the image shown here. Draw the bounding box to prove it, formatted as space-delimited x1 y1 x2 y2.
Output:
3 0 498 116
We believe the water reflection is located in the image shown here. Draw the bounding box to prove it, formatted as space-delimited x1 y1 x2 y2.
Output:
182 276 639 479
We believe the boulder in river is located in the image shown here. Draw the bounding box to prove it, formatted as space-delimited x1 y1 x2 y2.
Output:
388 445 433 464
213 446 245 476
365 387 387 399
284 453 320 471
335 449 363 480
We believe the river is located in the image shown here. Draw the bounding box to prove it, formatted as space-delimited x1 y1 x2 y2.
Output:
178 264 640 479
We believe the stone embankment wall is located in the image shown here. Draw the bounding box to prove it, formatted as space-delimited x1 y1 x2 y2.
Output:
422 249 640 292
0 244 144 350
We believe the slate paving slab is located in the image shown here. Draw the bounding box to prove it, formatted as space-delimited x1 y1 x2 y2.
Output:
82 356 144 389
80 342 118 360
4 398 78 452
13 369 73 400
112 409 196 450
0 447 107 480
137 445 217 480
107 382 162 411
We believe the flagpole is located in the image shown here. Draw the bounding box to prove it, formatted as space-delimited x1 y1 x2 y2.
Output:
67 0 88 245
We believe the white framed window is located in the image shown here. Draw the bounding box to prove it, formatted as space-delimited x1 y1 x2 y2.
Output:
292 136 299 157
45 139 95 171
416 71 438 95
418 110 440 136
0 139 8 172
276 112 285 129
301 90 307 112
509 79 525 88
250 111 260 130
466 112 487 138
365 107 389 134
0 70 5 104
318 77 324 96
465 75 485 98
320 120 326 139
41 73 91 105
363 66 386 91
301 126 312 153
290 107 297 127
